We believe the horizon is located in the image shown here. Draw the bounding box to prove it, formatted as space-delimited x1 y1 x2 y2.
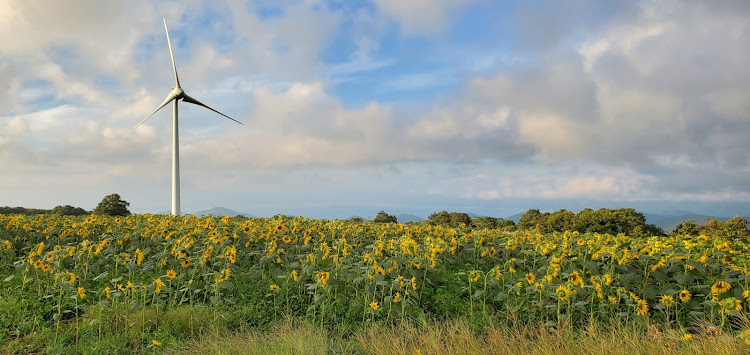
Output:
2 1 749 216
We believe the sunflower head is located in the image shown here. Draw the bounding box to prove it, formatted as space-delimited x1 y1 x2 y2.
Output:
636 299 648 316
679 289 691 302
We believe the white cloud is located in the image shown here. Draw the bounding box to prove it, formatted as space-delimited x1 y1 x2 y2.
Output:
373 0 476 36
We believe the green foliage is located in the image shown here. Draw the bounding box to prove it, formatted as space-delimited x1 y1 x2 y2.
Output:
517 208 665 237
0 205 87 216
0 206 50 215
427 211 451 225
471 216 515 230
518 209 549 232
51 205 88 216
699 217 749 238
372 210 397 223
427 211 475 228
93 194 131 216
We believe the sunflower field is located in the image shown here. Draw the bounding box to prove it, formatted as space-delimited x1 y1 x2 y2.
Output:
1 213 750 350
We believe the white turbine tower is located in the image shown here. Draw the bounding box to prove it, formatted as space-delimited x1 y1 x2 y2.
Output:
125 18 242 216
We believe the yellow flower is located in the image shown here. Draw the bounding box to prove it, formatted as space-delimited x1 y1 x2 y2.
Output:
152 340 162 347
369 301 379 310
393 292 401 303
135 248 144 266
743 290 749 301
682 333 692 341
166 269 177 279
556 285 571 301
154 278 166 294
270 284 280 291
711 281 731 294
77 286 86 299
104 286 111 299
291 269 298 282
741 329 750 345
660 295 674 308
636 299 648 316
525 272 536 285
316 271 330 288
608 295 618 304
679 289 691 302
411 276 418 290
470 272 481 282
569 271 583 287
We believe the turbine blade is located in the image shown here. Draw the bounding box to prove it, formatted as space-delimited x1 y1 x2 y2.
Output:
182 94 244 125
122 92 177 139
163 18 181 88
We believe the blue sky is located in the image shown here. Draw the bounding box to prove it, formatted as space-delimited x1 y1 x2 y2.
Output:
1 0 749 218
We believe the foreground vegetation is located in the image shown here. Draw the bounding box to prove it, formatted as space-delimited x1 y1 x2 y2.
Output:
1 213 750 353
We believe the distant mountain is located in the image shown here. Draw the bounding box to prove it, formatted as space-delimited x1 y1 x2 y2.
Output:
506 212 524 223
396 214 424 223
194 207 256 218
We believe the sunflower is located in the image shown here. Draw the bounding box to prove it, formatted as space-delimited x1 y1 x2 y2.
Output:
679 289 691 302
270 284 280 291
569 271 583 287
556 285 571 301
525 273 536 285
743 290 749 301
154 278 166 294
608 295 618 304
77 287 86 299
291 269 299 282
151 340 162 347
711 281 731 295
636 299 648 316
104 286 111 299
470 272 481 282
369 301 379 311
660 295 674 308
166 269 177 279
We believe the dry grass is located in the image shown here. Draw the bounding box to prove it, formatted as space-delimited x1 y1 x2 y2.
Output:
178 318 750 355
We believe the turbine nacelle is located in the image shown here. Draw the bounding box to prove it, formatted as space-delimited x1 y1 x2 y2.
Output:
171 87 185 99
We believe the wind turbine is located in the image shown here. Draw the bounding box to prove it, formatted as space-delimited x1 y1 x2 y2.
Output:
124 18 243 216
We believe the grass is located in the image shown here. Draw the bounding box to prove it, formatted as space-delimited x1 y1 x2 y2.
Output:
178 317 749 355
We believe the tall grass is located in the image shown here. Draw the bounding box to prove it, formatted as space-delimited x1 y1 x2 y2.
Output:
180 317 749 355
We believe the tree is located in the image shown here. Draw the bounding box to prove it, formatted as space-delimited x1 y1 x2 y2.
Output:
518 209 549 232
372 210 397 223
545 209 575 232
51 205 88 216
93 194 131 216
449 212 472 227
471 216 516 230
427 211 451 225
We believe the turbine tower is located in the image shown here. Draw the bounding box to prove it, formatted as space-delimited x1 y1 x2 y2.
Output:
125 18 242 216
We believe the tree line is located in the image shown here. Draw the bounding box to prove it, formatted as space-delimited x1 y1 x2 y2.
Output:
369 208 748 238
0 193 131 217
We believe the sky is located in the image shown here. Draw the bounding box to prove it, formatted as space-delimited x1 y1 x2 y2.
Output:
1 0 749 219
